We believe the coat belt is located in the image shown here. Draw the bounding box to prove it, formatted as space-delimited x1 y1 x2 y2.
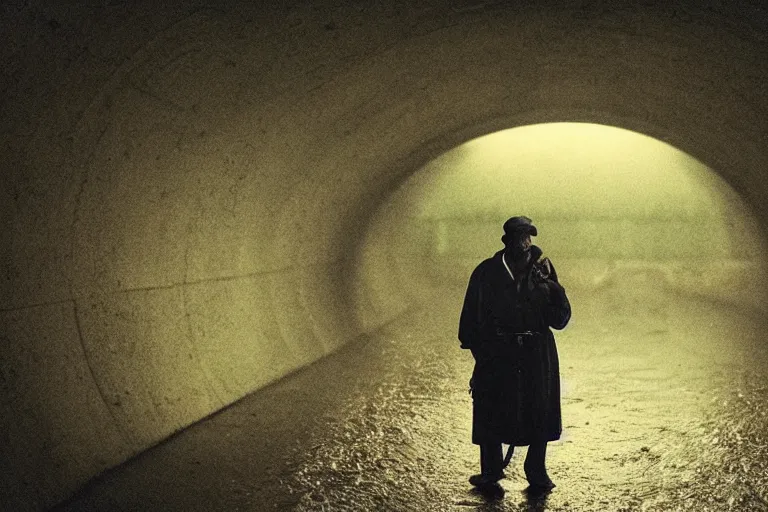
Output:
494 329 543 346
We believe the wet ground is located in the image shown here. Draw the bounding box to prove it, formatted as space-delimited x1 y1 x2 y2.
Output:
56 282 768 511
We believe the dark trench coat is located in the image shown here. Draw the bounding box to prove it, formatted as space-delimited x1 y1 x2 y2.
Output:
458 246 571 446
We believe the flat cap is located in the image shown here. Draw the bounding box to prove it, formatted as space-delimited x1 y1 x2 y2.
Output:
501 216 537 244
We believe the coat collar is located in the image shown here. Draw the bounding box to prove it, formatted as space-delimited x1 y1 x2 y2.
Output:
494 245 542 282
494 245 543 267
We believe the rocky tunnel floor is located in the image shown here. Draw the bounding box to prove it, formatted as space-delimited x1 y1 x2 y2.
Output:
55 284 768 511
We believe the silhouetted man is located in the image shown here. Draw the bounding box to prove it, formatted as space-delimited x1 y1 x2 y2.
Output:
458 216 571 493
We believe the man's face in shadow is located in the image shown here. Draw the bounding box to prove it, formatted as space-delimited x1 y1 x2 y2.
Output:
505 231 532 263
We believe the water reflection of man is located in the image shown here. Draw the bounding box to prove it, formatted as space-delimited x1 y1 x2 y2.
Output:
458 216 571 493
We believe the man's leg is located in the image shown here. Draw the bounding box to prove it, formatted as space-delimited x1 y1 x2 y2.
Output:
481 443 504 477
523 441 555 489
469 443 504 486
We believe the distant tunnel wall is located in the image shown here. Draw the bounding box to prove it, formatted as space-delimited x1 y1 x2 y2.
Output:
1 1 768 509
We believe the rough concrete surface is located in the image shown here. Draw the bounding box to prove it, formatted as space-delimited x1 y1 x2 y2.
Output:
53 283 768 511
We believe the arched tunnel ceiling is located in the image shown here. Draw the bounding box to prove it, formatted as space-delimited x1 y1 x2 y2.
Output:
1 1 768 509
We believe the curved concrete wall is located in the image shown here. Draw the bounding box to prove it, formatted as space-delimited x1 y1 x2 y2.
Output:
2 1 767 509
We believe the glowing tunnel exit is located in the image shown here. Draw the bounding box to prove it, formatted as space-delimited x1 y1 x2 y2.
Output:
357 122 768 328
413 123 762 259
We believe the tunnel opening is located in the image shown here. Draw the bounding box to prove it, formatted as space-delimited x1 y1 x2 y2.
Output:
356 120 768 368
355 121 768 335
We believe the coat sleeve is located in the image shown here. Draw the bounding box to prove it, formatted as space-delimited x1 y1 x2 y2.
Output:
458 265 488 349
543 261 571 330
